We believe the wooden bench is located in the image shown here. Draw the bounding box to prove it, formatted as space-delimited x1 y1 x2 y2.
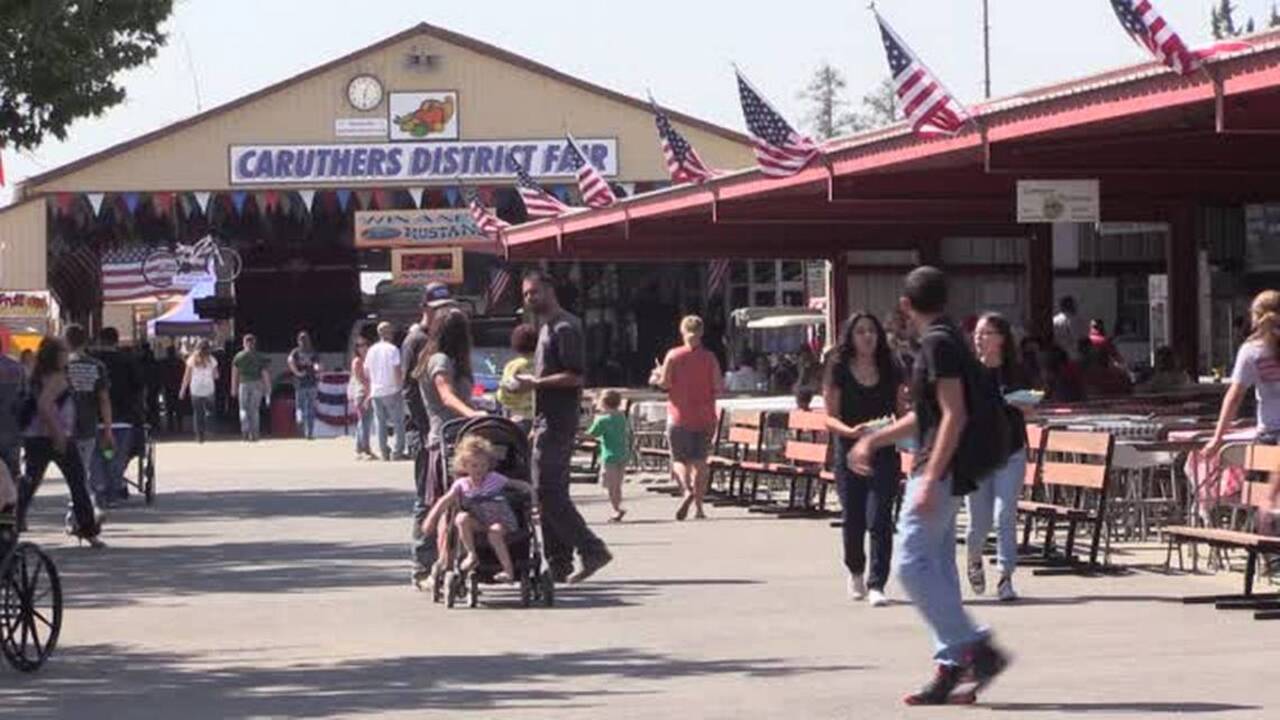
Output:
709 410 768 506
1164 443 1280 617
1016 427 1115 574
748 410 834 518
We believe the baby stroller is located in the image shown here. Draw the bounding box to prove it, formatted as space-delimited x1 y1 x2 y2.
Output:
432 416 554 608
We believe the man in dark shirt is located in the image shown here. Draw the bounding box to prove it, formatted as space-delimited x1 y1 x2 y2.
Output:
65 324 114 508
95 327 144 503
516 270 611 584
851 267 1008 705
402 282 457 588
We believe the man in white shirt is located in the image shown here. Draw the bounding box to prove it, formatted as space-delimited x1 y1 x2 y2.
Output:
1052 296 1084 359
365 322 406 460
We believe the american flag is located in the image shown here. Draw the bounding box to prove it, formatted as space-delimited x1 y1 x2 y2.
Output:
876 12 970 137
1110 0 1250 76
736 69 821 177
651 98 716 184
486 266 514 312
101 246 165 303
707 259 731 298
465 187 510 237
513 158 571 219
564 135 617 208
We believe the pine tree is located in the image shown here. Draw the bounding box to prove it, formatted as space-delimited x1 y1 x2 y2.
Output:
848 79 900 132
1270 3 1280 28
798 62 854 140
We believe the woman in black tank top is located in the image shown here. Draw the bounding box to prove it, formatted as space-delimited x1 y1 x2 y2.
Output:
822 312 905 606
19 336 103 548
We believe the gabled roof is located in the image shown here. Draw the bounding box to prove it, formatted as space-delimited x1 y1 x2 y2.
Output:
20 21 749 194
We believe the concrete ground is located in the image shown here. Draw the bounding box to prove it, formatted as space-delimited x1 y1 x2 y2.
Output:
1 438 1276 719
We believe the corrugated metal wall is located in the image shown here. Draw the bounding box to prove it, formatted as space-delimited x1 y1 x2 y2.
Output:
0 199 47 290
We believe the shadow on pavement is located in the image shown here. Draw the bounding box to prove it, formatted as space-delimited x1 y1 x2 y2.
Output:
99 488 410 524
986 701 1259 714
0 644 864 718
46 539 406 609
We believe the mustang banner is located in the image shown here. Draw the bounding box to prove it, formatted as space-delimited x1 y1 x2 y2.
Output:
354 210 496 250
229 138 618 185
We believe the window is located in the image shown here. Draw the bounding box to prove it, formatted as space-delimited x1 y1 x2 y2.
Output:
782 290 805 307
752 261 776 284
753 290 777 307
780 261 804 283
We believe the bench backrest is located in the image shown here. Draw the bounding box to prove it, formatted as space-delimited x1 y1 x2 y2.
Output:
787 409 829 434
1221 443 1280 510
1024 425 1047 489
725 410 766 453
1040 429 1114 491
783 409 830 468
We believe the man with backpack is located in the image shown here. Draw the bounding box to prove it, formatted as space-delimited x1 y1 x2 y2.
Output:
850 266 1010 706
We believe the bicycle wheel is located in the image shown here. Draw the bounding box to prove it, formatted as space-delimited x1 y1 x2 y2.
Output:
141 249 178 289
213 246 243 282
0 543 62 672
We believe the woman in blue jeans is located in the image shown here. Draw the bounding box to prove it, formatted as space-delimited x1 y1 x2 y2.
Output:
823 312 905 607
967 313 1030 602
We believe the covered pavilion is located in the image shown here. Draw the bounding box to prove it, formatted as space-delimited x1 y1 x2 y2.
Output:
503 32 1280 372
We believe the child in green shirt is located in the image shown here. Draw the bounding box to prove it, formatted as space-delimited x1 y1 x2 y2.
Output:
586 389 629 522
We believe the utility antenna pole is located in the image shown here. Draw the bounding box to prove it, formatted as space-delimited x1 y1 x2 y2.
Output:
983 0 992 99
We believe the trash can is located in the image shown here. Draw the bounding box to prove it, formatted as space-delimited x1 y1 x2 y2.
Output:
271 397 297 437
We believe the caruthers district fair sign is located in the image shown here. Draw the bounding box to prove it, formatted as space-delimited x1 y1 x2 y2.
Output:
229 139 618 185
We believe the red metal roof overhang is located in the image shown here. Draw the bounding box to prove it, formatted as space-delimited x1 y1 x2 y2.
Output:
505 37 1280 261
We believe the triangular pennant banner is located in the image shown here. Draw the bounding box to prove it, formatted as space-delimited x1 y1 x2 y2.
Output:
122 192 141 215
443 186 460 207
551 186 573 204
353 190 372 210
55 193 76 216
410 187 426 208
264 191 280 212
335 190 352 211
231 191 249 215
477 187 494 205
194 191 212 215
86 193 106 216
152 192 174 218
297 189 316 212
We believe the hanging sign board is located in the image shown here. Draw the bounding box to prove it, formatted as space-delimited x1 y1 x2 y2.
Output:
0 290 52 335
355 209 493 249
391 247 464 285
229 138 618 185
1017 180 1100 223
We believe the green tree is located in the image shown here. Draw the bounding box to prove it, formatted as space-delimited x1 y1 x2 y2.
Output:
1210 0 1260 39
848 78 899 132
1271 3 1280 27
798 62 855 140
0 0 173 151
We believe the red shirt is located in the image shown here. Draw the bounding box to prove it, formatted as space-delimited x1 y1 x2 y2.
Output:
665 345 721 431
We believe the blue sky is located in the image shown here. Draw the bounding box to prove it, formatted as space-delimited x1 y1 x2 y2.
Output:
3 0 1275 203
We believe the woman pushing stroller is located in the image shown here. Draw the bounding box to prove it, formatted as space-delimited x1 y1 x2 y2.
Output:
422 435 534 583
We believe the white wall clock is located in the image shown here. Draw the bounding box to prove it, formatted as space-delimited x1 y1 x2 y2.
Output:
346 74 384 111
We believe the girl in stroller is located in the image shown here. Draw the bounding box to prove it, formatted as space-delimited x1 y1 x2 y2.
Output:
422 435 534 583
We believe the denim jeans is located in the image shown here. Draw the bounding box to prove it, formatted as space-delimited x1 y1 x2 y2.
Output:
835 443 900 590
238 381 266 439
90 425 135 501
354 405 372 455
372 394 405 458
533 422 607 572
296 386 318 439
192 395 215 441
965 451 1026 577
897 472 985 666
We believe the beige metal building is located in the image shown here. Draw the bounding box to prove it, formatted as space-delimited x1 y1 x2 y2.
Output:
0 22 753 363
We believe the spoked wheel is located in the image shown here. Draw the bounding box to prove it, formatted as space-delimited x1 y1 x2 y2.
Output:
444 571 459 609
539 572 555 608
0 543 63 672
467 572 480 608
213 246 243 282
143 443 156 505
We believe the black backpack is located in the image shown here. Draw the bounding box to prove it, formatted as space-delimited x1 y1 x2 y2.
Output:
924 324 1012 496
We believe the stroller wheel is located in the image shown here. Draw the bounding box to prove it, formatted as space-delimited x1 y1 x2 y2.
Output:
444 571 458 609
520 576 533 607
539 572 555 608
467 572 480 608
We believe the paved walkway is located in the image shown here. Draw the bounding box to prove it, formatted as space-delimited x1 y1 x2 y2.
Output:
1 438 1277 718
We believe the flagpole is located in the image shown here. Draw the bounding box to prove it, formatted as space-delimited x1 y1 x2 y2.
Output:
983 0 992 99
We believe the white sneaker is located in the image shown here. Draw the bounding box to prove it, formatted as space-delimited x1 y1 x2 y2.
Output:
847 574 868 600
868 589 890 607
997 574 1018 602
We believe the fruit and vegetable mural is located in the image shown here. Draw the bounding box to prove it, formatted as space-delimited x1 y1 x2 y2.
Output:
391 92 458 139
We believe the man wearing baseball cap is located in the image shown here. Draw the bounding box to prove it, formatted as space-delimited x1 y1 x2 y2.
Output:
403 281 458 588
